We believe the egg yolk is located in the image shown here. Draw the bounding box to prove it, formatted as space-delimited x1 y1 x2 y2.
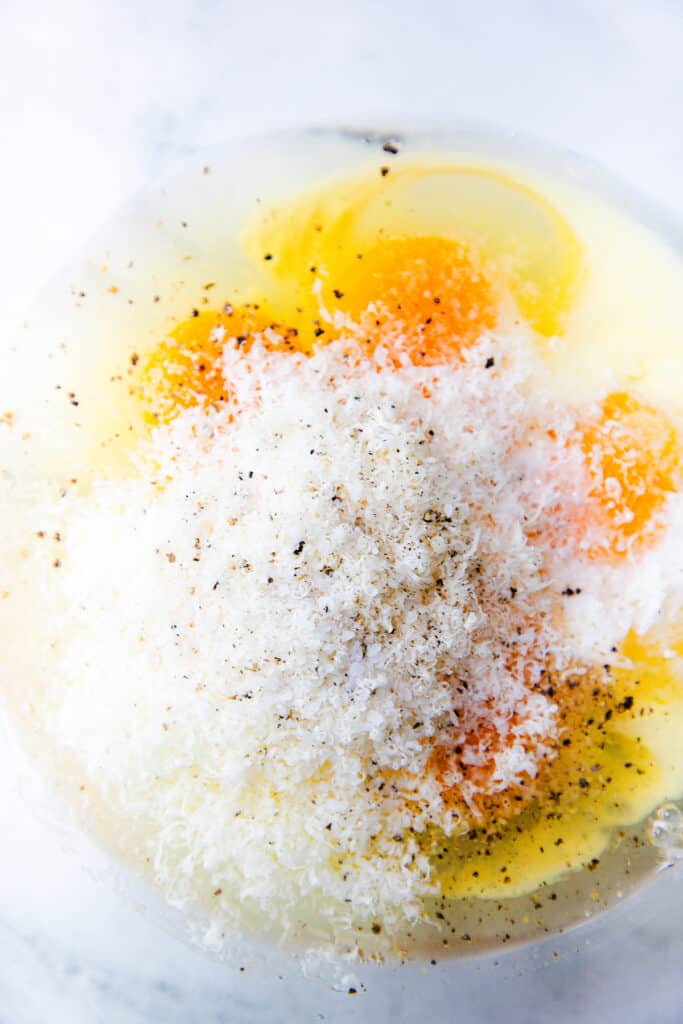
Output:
424 655 584 829
332 236 496 366
426 714 542 825
141 306 299 424
246 162 583 340
578 392 680 559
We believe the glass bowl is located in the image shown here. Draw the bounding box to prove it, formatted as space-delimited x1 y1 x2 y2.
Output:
2 122 683 1024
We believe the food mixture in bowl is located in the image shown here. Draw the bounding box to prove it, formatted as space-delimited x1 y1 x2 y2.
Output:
2 128 683 963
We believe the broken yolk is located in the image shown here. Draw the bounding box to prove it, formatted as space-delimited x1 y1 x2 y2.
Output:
334 236 497 366
578 392 680 559
141 307 299 424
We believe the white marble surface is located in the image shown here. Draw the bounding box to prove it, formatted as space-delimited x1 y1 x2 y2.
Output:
3 1 683 1020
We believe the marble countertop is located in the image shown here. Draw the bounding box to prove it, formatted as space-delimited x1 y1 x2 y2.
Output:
3 1 683 1020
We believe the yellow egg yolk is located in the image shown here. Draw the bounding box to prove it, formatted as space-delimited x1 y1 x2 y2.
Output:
332 236 496 366
244 161 583 340
141 306 300 424
529 392 681 565
579 392 680 559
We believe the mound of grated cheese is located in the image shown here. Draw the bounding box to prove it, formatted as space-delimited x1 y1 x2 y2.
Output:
14 332 683 952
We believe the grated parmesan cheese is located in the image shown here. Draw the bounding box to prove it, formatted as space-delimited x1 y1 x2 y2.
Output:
7 330 683 954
